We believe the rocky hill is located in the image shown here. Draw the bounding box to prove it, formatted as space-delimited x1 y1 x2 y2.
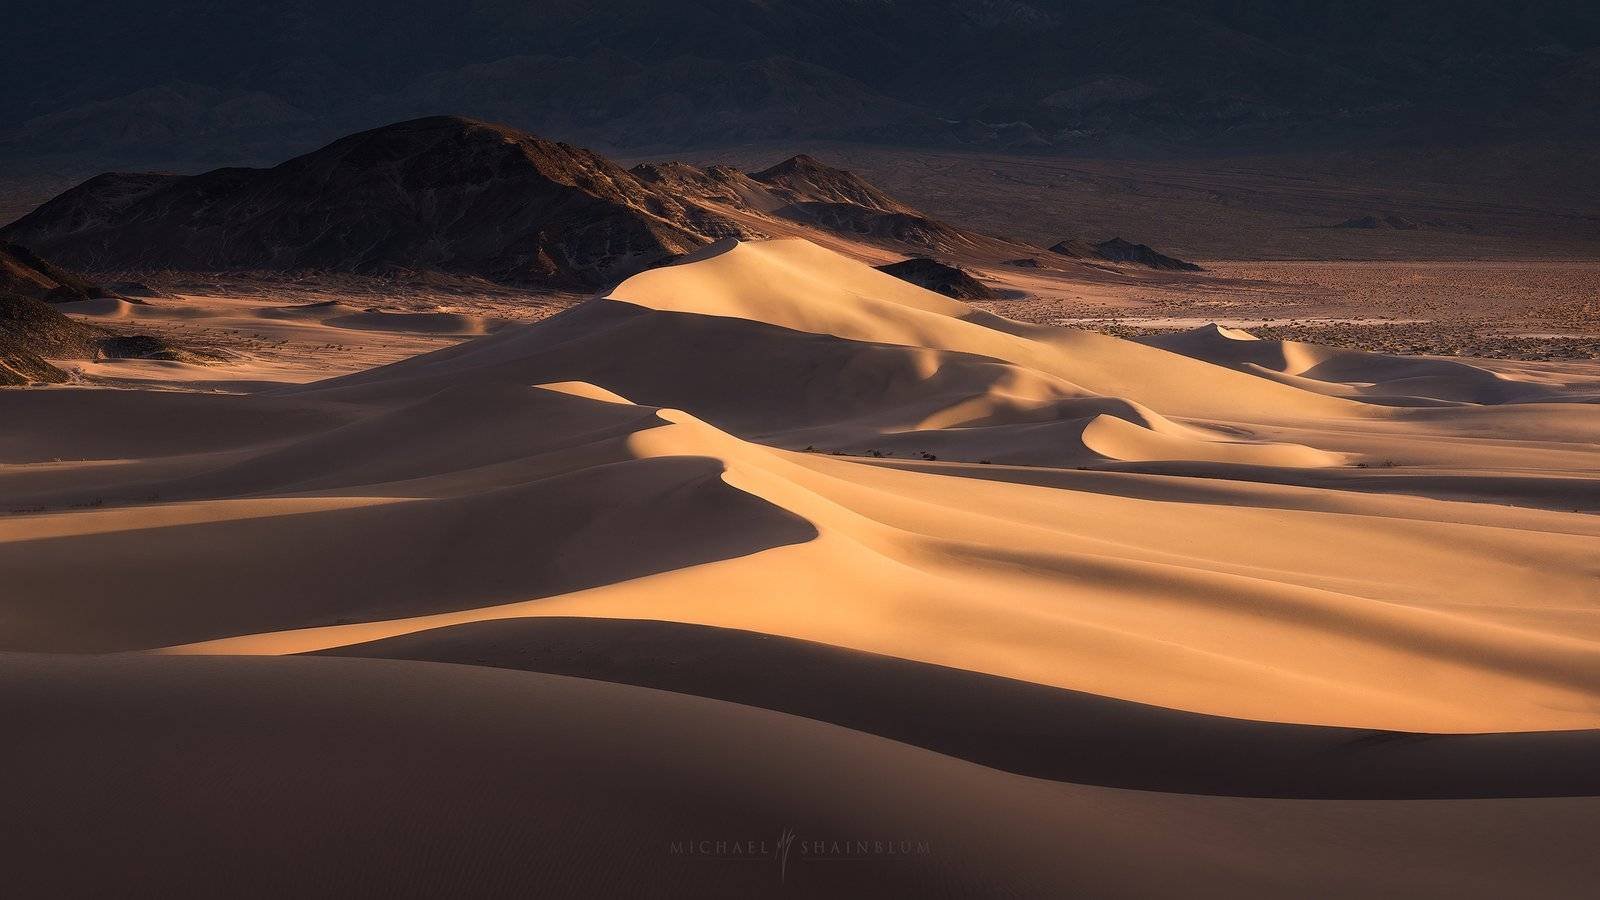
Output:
1049 237 1202 271
632 153 989 255
1087 238 1202 272
749 154 910 213
0 245 199 384
874 257 997 300
0 242 113 302
2 117 764 288
0 292 103 384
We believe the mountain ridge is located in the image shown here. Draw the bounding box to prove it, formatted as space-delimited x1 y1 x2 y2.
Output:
10 116 1165 286
3 117 757 287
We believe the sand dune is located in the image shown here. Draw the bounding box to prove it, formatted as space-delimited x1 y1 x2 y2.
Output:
3 237 1598 895
1144 323 1560 404
5 239 1597 731
321 616 1600 800
325 309 504 335
259 301 506 336
8 653 1597 899
607 240 1363 421
53 295 142 318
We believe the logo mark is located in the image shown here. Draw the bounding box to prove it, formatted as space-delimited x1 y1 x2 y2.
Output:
776 827 797 883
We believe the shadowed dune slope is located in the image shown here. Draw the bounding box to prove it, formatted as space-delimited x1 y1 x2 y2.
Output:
4 653 1598 900
320 616 1600 800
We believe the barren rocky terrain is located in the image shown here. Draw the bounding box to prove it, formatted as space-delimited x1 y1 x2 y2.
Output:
966 259 1600 361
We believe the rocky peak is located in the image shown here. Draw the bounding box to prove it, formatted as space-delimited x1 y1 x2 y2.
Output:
751 154 908 213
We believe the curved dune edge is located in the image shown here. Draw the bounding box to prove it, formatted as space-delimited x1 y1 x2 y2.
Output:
325 309 503 336
138 385 1600 734
5 652 1598 899
1141 322 1564 405
313 616 1600 800
54 296 142 318
1078 412 1346 467
606 239 1370 422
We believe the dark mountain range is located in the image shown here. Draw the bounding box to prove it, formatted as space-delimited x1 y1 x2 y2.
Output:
2 118 760 287
3 1 1595 175
3 117 1031 286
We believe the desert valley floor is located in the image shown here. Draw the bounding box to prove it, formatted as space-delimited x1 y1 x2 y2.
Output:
4 240 1600 897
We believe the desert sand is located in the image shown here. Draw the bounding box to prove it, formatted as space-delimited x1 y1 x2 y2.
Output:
4 238 1598 897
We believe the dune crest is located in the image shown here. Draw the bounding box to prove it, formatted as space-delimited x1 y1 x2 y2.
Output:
1143 322 1558 405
